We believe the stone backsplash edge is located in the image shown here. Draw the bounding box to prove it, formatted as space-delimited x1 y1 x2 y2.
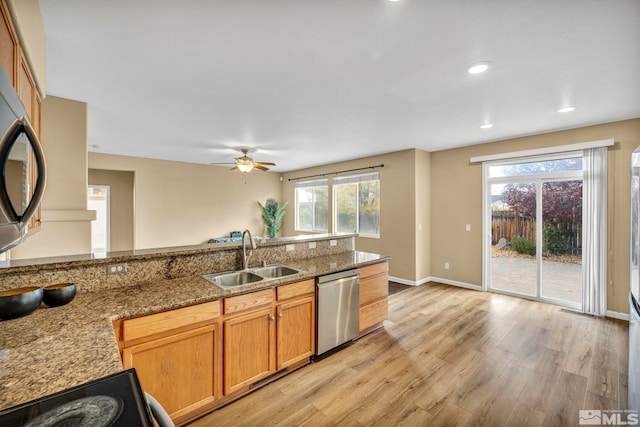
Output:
0 237 354 292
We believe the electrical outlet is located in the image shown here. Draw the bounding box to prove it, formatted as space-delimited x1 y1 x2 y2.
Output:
330 240 337 246
106 263 128 275
444 262 450 270
286 244 295 252
309 242 316 249
465 224 471 232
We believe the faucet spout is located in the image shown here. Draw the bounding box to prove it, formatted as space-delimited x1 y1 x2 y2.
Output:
241 229 256 270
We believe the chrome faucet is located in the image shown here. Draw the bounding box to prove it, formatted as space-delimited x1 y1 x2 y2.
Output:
241 229 257 270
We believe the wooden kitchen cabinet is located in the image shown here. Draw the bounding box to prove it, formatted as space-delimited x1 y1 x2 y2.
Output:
276 280 315 370
117 301 221 426
223 305 275 394
0 0 42 232
0 1 17 86
222 279 315 395
359 261 389 335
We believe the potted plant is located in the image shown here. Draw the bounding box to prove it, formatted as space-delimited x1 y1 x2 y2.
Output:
257 198 287 239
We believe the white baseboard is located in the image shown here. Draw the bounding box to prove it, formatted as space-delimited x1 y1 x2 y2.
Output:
606 310 629 321
388 275 482 291
427 277 483 291
388 276 424 286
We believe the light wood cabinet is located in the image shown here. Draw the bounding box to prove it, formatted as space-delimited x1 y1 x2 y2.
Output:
117 301 221 426
276 280 315 370
0 0 17 86
223 306 275 394
222 279 315 396
359 261 389 335
0 0 42 233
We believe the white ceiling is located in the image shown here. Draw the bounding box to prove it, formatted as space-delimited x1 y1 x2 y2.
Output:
39 0 640 172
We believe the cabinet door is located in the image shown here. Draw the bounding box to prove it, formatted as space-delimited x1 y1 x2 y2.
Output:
360 298 389 333
122 323 220 422
0 1 17 85
223 307 275 395
276 295 315 370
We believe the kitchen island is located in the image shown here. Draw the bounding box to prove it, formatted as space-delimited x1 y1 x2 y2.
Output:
0 234 389 425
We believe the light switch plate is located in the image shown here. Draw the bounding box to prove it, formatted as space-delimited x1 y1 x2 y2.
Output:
309 242 316 249
465 224 471 232
330 240 337 246
286 244 295 252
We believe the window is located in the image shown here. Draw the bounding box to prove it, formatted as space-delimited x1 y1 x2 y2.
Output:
333 172 380 237
295 179 328 232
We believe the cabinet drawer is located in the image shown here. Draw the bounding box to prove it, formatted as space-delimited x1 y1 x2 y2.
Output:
224 289 273 315
277 279 314 301
123 300 220 344
360 273 388 306
360 298 388 333
359 261 388 279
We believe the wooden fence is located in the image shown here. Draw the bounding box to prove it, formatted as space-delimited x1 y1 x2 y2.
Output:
491 210 582 253
492 211 536 244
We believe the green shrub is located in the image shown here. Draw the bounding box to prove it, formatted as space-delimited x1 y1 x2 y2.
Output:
511 236 536 256
543 228 572 254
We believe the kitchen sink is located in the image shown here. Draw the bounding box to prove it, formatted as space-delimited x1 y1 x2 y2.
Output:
202 264 305 289
251 264 303 278
202 271 263 289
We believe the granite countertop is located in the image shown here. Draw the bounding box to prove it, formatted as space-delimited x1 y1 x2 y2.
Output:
0 250 388 411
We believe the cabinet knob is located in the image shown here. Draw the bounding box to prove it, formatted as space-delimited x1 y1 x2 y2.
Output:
269 315 275 321
278 312 283 318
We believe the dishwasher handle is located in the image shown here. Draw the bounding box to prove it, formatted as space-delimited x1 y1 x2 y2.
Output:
317 269 358 284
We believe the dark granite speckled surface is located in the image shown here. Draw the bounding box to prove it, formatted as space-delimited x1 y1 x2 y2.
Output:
0 250 389 411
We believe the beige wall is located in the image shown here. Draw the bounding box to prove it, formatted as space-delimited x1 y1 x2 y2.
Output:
88 169 135 252
415 149 431 281
12 96 94 259
281 149 421 281
430 118 640 314
88 153 282 249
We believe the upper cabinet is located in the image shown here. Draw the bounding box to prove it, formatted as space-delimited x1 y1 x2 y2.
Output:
0 0 43 132
0 0 45 232
0 1 17 87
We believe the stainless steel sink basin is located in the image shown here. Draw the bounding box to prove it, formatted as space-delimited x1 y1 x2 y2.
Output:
202 271 263 289
202 264 304 289
251 264 303 278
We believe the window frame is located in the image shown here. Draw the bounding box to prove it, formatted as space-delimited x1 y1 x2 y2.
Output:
332 172 380 238
294 179 329 233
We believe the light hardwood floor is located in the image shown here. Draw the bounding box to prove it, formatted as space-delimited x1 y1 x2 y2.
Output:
188 283 629 427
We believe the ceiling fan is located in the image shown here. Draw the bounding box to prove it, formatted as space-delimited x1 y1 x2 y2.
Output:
210 149 276 173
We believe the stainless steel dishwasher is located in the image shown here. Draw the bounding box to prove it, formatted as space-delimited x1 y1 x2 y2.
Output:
316 269 360 355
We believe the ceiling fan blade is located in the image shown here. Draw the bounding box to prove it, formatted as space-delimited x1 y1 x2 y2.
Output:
254 161 276 166
254 165 269 171
210 162 236 165
230 166 238 171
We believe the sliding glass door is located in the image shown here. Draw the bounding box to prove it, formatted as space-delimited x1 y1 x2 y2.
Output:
486 155 583 309
490 181 538 297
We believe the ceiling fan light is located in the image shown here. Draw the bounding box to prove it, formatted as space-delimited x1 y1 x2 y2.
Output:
237 161 253 173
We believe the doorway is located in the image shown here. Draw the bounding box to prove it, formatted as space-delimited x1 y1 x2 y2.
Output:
88 185 110 253
485 155 583 310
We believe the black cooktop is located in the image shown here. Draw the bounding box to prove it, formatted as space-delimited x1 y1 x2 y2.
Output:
0 369 154 427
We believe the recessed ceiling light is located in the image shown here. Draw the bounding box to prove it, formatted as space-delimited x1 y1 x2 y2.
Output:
557 106 576 113
468 61 490 74
480 123 494 129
